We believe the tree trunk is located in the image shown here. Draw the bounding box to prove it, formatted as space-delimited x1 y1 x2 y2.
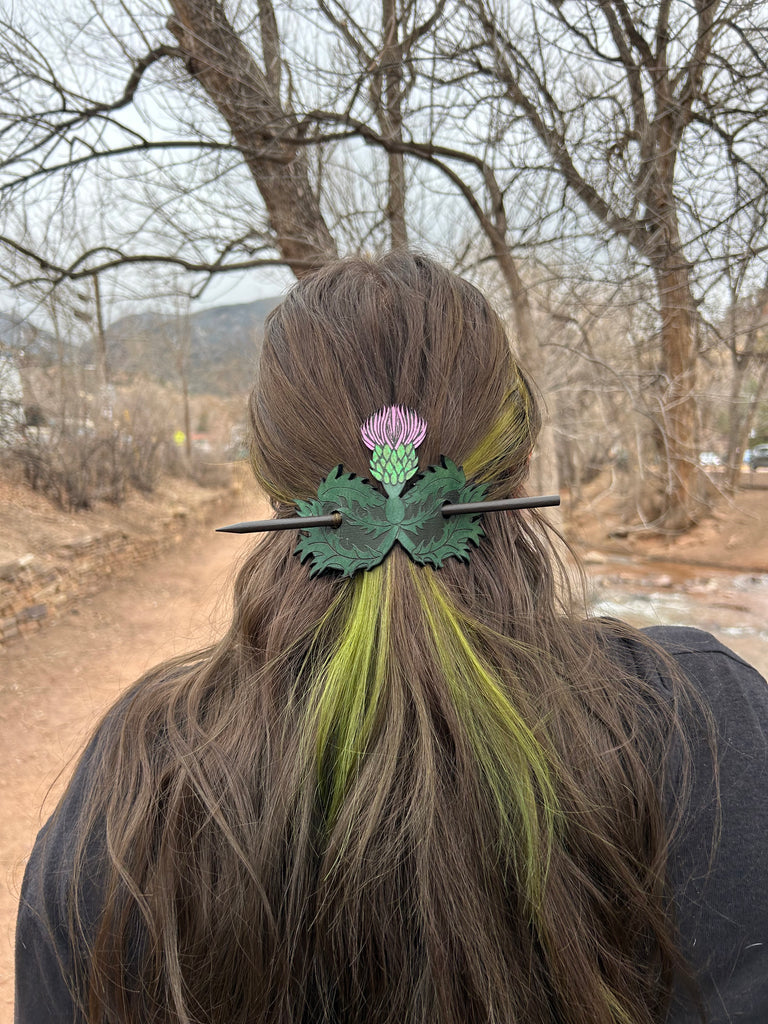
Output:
377 0 408 248
724 348 748 493
92 274 111 388
492 246 557 494
182 374 191 460
654 257 697 529
494 247 536 368
168 0 337 276
723 295 768 493
386 150 408 249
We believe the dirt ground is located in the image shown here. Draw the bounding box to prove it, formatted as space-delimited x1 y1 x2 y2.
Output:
0 473 268 1023
1 467 766 1021
564 470 768 574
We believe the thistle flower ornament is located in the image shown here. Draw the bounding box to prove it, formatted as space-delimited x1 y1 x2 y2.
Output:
361 405 427 450
290 405 490 576
361 406 426 494
217 404 560 577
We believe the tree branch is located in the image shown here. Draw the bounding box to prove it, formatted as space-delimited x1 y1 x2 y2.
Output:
0 141 245 195
0 44 184 169
0 234 307 287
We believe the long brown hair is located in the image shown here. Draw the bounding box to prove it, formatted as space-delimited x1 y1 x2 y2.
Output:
66 253 695 1023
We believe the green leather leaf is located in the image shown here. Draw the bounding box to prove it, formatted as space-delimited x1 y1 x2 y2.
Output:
294 466 393 577
398 458 488 568
294 459 492 576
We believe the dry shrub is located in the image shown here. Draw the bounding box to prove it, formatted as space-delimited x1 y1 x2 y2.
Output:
13 382 176 511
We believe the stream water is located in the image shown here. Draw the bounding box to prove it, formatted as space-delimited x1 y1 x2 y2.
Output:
586 558 768 676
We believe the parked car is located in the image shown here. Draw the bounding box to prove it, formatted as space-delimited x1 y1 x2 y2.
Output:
745 444 768 470
698 451 721 467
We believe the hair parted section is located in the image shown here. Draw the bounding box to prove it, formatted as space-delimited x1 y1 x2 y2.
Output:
64 252 700 1024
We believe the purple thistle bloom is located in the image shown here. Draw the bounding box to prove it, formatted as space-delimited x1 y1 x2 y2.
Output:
361 406 427 452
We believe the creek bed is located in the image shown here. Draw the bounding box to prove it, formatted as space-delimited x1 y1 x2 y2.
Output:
586 558 768 677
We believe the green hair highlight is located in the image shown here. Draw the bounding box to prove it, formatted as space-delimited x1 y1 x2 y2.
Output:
301 554 561 914
412 565 561 911
463 371 534 481
600 985 637 1024
307 567 391 822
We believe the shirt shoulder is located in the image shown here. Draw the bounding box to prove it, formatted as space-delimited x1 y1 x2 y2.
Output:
641 625 768 744
638 626 768 1021
15 681 150 1023
644 623 761 666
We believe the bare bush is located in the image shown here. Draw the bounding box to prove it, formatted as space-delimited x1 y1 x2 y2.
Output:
10 377 178 510
113 384 176 494
14 427 127 510
0 353 24 446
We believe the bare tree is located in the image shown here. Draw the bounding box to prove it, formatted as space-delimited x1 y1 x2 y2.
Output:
717 285 768 492
92 275 112 389
166 0 337 274
0 0 336 292
161 292 193 459
696 124 768 492
315 0 450 249
4 0 768 524
72 275 112 391
453 0 768 528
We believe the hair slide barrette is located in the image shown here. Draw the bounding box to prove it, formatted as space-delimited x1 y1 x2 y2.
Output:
217 406 559 577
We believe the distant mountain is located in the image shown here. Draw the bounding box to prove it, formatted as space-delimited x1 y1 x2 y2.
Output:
0 313 57 363
0 296 281 395
105 296 281 394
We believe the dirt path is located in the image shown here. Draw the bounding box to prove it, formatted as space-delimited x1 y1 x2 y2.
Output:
0 503 256 1023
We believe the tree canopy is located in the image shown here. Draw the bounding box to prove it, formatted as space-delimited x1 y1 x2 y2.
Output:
3 0 768 527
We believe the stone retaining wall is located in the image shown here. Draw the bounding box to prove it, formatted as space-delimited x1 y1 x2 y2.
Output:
0 493 230 647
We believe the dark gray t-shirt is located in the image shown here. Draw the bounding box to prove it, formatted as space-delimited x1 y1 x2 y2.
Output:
15 626 768 1022
643 627 768 1021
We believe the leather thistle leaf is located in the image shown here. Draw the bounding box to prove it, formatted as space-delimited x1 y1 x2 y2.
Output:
294 466 393 578
398 458 488 567
294 408 490 576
